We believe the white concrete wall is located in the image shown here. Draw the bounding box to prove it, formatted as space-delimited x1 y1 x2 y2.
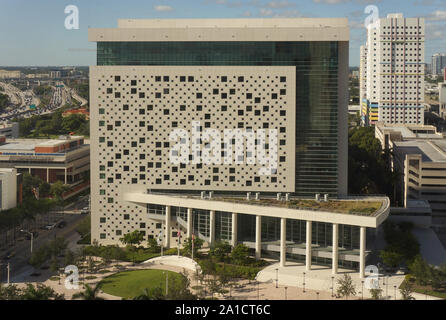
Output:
0 168 17 210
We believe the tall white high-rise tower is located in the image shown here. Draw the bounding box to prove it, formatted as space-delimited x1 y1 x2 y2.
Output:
360 13 425 126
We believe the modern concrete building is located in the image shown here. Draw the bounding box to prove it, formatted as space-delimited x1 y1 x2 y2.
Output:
0 70 22 79
376 123 446 225
359 45 368 125
432 53 446 76
0 122 19 139
361 14 425 126
439 82 446 119
0 135 90 185
0 168 17 210
89 18 390 277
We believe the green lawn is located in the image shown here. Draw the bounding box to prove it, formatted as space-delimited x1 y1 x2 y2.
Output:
99 269 182 299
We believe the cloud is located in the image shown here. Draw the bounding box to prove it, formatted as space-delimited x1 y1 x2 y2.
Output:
425 10 446 21
204 0 244 7
154 5 174 12
258 8 304 18
313 0 381 4
265 1 296 8
426 22 446 39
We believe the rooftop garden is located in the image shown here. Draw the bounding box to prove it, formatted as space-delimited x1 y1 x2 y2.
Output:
211 197 383 216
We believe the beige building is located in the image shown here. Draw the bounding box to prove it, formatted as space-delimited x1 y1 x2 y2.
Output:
0 70 22 79
0 168 17 210
376 123 446 225
0 135 90 186
361 14 425 126
88 18 392 277
0 122 19 139
439 82 446 119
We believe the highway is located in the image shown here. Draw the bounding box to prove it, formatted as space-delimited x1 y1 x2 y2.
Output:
0 81 71 122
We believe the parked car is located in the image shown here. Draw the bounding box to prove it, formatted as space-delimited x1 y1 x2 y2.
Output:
80 207 89 214
57 221 66 228
44 223 57 230
2 251 15 260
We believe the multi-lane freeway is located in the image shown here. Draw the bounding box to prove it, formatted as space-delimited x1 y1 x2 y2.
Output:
0 81 72 122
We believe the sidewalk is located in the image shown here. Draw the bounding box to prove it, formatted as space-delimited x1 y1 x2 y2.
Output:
256 262 442 300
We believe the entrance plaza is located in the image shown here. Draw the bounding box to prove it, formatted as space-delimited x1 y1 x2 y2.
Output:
124 192 391 279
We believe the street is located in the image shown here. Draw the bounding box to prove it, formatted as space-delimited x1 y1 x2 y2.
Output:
0 195 90 284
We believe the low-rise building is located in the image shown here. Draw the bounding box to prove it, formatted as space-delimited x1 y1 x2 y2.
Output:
0 70 22 79
376 123 446 225
0 122 19 139
0 168 17 210
0 135 90 186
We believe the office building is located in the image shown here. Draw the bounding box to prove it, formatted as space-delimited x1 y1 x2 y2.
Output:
0 135 90 186
0 122 19 139
0 168 17 211
432 53 446 76
376 123 446 225
361 14 425 126
439 82 446 119
89 18 390 277
0 70 22 79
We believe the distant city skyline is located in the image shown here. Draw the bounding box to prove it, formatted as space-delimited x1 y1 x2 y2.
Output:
0 0 446 67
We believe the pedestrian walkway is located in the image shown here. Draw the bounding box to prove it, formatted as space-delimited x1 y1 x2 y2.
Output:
142 255 201 273
255 261 441 300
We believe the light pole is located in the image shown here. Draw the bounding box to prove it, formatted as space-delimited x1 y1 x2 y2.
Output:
303 272 306 293
166 271 169 297
331 276 334 297
385 275 388 300
158 231 163 257
285 287 288 300
361 280 364 300
0 263 10 285
257 281 260 300
394 285 397 300
316 292 319 300
275 268 279 288
20 229 33 253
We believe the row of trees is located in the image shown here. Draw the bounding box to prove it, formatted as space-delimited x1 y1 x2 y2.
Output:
0 173 69 231
409 255 446 291
379 221 420 269
0 283 64 300
348 127 400 204
18 110 89 138
0 92 9 112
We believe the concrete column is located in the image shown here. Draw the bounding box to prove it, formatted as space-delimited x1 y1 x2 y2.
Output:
332 223 339 275
165 206 171 248
209 210 215 246
360 226 366 279
306 220 312 271
231 213 238 247
280 218 286 267
64 168 67 184
255 215 262 260
46 168 49 183
187 208 193 239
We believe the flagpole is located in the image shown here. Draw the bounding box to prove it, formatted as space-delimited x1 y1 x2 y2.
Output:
192 234 194 261
177 229 180 257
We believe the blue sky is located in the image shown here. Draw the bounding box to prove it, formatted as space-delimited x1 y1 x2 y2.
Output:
0 0 445 67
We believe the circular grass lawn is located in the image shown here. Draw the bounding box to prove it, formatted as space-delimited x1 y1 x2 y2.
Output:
99 269 182 299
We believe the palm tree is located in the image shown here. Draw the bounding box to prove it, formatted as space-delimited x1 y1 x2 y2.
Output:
133 287 165 300
72 284 104 300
